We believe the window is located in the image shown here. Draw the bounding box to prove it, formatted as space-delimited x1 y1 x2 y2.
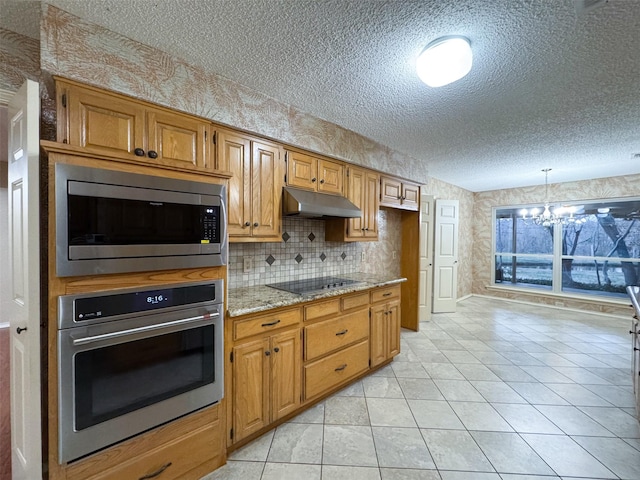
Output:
494 199 640 299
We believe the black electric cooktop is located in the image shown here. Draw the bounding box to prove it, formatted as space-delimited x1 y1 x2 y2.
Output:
267 276 362 295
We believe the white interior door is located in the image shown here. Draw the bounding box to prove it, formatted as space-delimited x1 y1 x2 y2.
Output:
418 192 434 321
432 199 459 313
8 79 42 480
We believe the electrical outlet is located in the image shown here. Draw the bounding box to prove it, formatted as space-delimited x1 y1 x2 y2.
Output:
361 251 366 262
392 250 397 259
243 256 253 273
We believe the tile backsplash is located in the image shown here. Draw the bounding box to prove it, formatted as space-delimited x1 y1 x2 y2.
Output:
228 217 362 288
228 209 402 288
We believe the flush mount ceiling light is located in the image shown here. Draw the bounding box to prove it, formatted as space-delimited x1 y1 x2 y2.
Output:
416 36 472 87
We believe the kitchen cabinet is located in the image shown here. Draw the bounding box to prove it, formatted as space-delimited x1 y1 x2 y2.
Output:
302 291 370 401
325 166 379 242
286 149 344 195
63 405 223 480
231 309 301 443
370 285 401 367
56 78 215 173
379 175 420 211
218 128 284 241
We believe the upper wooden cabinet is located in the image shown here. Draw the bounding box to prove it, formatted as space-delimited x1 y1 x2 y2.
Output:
379 176 420 211
218 128 284 242
285 150 344 195
56 78 216 173
325 166 379 242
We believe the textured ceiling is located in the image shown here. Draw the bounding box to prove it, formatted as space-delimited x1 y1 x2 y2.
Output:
4 0 640 191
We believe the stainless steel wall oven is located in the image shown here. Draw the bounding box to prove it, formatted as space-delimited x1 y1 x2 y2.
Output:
57 280 224 463
55 163 227 277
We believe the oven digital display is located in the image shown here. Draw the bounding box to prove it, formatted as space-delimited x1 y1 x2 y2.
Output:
74 284 215 322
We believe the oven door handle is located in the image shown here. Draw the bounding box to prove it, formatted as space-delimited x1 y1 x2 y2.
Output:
71 312 219 346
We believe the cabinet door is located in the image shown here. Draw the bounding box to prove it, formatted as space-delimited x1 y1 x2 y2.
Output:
219 130 252 237
402 183 420 210
252 141 284 240
146 109 209 170
370 304 387 368
66 85 145 156
286 150 317 191
345 167 365 239
386 300 401 358
318 158 344 195
271 330 301 421
364 171 380 238
233 338 270 442
380 176 403 207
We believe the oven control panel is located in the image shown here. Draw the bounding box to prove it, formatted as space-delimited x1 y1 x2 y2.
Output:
58 279 223 329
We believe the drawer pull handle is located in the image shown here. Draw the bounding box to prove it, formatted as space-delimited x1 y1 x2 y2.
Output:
335 329 348 336
335 364 347 372
139 462 172 480
382 292 392 297
262 319 281 327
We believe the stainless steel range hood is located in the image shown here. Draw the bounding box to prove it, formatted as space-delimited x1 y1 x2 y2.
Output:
283 187 361 218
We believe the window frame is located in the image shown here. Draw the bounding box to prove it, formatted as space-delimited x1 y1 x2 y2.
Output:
492 197 640 302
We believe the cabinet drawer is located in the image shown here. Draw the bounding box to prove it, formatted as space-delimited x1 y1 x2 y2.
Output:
304 309 369 361
305 298 340 321
304 339 369 400
341 292 369 311
234 308 301 340
90 422 219 480
371 285 400 304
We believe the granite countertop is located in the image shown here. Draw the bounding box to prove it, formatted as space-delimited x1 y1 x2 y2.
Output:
227 273 407 318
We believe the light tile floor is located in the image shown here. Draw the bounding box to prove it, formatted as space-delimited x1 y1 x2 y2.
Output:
203 296 640 480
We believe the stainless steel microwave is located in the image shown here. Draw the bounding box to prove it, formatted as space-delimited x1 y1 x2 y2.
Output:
55 163 227 277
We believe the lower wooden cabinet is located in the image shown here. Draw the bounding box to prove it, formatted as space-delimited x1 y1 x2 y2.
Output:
63 405 223 480
370 286 401 368
228 286 402 448
232 328 301 442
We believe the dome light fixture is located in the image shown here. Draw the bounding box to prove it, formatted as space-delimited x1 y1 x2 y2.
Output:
416 36 473 87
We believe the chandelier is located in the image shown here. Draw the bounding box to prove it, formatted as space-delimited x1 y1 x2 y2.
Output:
520 169 582 227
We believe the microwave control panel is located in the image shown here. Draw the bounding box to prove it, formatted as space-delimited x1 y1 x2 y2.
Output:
202 206 220 243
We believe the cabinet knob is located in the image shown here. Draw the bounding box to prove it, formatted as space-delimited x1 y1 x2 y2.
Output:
253 222 259 227
244 222 251 227
320 179 325 184
265 350 271 356
273 347 280 353
365 228 369 231
134 148 145 156
312 177 317 183
147 150 158 159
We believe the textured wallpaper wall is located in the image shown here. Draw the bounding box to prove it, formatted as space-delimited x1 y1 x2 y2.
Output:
40 5 427 184
473 174 640 316
0 27 40 92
